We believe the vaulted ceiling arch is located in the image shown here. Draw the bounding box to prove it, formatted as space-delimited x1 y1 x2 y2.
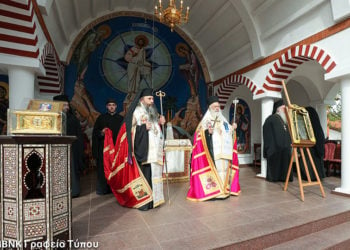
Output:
65 11 212 83
263 44 337 94
215 74 263 109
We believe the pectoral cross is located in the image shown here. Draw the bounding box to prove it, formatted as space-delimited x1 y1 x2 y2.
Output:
212 116 219 128
283 123 287 131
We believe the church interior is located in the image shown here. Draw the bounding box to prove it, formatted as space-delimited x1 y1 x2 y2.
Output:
1 0 350 248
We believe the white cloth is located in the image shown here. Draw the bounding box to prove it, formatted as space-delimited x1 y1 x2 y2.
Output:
164 139 192 174
165 150 185 173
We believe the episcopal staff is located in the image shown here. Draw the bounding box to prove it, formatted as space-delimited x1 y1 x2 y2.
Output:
187 96 240 201
156 90 171 204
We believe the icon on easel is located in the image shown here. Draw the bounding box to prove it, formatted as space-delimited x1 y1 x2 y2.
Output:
281 80 325 201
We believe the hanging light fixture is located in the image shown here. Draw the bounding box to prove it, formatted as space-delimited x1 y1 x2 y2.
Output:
154 0 190 32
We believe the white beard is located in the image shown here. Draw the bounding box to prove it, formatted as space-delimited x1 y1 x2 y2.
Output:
210 109 219 118
202 107 229 130
277 110 287 124
209 108 225 120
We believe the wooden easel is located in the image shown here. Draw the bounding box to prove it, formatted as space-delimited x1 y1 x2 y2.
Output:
283 144 325 201
281 81 325 201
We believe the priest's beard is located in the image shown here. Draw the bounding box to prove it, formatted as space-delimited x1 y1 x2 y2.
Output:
209 107 225 122
277 109 287 124
145 104 159 123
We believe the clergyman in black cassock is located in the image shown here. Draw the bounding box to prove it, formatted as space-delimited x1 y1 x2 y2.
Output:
263 99 293 182
299 106 326 180
53 94 85 198
92 98 123 195
124 88 166 210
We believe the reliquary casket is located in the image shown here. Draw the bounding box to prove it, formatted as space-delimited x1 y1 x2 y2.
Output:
7 99 67 135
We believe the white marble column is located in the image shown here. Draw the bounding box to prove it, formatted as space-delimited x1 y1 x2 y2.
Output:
333 77 350 194
325 65 350 196
315 102 329 138
8 67 35 109
257 97 274 178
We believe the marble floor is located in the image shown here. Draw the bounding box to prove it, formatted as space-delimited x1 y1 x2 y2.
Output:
71 166 350 249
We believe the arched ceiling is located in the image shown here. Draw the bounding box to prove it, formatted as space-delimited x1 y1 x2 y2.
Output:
39 0 336 81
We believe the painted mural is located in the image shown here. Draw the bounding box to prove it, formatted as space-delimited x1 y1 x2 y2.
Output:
65 16 207 141
229 99 251 154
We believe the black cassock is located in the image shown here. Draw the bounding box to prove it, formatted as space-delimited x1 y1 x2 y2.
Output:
263 114 292 182
299 107 326 181
92 112 123 194
66 111 85 197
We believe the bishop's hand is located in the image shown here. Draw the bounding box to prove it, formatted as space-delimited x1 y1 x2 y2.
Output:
232 122 237 130
146 122 152 130
159 115 166 125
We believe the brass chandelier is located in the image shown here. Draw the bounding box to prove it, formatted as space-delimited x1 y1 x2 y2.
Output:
154 0 190 32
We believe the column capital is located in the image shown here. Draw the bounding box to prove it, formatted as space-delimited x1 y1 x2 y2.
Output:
0 54 45 76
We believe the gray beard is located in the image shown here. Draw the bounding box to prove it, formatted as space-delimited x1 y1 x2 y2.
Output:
141 103 158 122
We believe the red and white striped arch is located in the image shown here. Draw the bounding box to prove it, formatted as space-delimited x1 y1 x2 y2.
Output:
0 0 39 58
37 43 64 94
263 44 336 93
0 0 63 94
214 74 264 109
